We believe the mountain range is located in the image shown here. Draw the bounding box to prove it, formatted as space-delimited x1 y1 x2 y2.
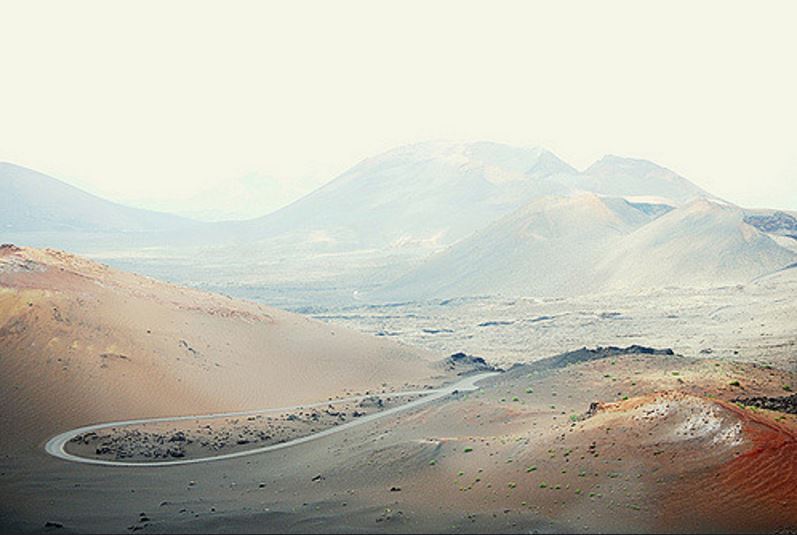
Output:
380 194 795 299
2 141 795 300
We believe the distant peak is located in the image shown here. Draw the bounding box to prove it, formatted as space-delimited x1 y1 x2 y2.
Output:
587 154 667 174
683 196 736 211
348 140 574 179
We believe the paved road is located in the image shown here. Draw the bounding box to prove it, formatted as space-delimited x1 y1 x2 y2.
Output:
44 372 499 468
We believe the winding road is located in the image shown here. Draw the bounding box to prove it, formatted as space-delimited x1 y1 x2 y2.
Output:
44 372 499 468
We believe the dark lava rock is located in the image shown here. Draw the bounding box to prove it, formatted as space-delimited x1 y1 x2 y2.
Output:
166 448 185 458
445 352 500 375
168 432 186 442
478 320 514 327
622 344 674 355
359 397 385 409
744 211 797 234
508 345 676 377
733 393 797 414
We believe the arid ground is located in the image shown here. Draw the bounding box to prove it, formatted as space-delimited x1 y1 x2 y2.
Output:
1 246 795 533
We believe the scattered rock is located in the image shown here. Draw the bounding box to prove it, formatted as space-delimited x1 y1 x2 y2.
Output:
733 393 797 414
168 432 186 442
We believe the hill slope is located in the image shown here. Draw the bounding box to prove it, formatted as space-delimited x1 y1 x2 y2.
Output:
379 197 796 299
576 155 711 205
379 193 653 299
596 198 797 289
0 162 197 233
0 245 439 451
0 145 718 257
225 141 579 251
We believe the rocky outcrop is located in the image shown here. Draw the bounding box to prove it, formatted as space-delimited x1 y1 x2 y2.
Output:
443 352 500 375
733 393 797 414
744 211 797 234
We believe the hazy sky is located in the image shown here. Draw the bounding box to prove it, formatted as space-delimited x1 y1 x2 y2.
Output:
1 0 795 214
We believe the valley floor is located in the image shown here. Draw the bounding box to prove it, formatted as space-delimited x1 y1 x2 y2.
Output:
2 347 795 534
1 246 795 533
311 276 797 372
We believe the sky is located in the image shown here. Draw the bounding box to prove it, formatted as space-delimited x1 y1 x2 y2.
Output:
1 0 796 217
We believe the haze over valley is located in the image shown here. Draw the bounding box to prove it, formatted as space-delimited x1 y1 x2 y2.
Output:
2 139 796 533
4 142 795 309
1 2 796 533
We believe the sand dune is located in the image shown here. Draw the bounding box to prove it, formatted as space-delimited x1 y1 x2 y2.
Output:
0 245 441 452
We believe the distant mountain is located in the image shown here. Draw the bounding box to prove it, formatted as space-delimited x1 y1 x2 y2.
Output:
225 143 717 253
595 198 797 290
0 162 195 233
576 155 711 205
228 141 580 251
378 196 796 300
2 144 792 304
0 144 717 255
378 193 654 299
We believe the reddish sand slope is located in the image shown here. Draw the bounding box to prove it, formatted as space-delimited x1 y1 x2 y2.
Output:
0 245 440 451
327 354 797 533
663 399 797 532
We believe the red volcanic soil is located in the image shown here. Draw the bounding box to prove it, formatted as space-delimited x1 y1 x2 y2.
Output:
663 400 797 533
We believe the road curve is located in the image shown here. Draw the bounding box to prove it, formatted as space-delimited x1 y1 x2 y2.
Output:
44 372 499 468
